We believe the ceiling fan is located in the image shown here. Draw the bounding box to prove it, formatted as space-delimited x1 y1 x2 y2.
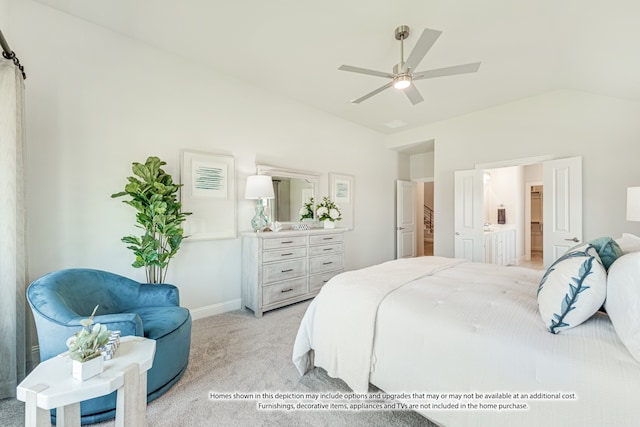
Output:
338 25 481 105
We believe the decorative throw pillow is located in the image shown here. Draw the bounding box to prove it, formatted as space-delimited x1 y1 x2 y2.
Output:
586 237 624 271
615 233 640 254
537 244 607 334
604 252 640 363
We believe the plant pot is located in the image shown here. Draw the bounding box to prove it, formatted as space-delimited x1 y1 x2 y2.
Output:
72 356 104 381
323 220 335 229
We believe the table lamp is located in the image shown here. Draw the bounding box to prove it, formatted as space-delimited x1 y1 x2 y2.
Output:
627 187 640 221
245 175 274 232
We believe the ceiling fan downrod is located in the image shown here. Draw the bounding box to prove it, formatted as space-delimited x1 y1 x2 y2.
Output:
394 25 411 89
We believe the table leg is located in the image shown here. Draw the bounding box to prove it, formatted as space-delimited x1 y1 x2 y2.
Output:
57 402 81 427
24 384 49 427
115 363 147 427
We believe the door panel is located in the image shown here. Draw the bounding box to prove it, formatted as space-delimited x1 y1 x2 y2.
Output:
454 170 484 261
396 180 416 259
543 156 582 268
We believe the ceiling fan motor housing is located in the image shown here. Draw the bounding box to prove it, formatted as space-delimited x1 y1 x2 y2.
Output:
395 25 410 40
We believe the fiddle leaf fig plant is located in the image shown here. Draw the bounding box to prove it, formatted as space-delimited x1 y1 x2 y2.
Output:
111 156 191 283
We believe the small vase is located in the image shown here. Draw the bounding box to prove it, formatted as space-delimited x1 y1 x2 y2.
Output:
72 356 104 381
323 220 335 229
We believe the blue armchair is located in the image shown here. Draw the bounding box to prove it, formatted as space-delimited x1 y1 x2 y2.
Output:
26 268 192 425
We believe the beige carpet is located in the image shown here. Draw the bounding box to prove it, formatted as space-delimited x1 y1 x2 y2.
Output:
1 300 436 426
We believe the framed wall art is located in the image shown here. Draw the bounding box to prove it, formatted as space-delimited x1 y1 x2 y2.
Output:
181 150 236 240
329 172 354 230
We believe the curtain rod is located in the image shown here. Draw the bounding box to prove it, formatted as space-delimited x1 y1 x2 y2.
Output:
0 28 26 80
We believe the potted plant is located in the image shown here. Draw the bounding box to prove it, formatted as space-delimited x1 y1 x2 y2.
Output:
316 196 342 229
299 197 315 222
66 305 111 381
112 156 191 283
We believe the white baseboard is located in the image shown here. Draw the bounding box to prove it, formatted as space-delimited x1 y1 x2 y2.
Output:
189 299 242 320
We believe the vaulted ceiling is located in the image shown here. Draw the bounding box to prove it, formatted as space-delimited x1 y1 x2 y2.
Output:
35 0 640 134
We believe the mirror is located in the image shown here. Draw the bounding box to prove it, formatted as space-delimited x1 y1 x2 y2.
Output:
256 165 320 223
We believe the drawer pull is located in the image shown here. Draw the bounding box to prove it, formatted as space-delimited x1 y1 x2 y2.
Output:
322 262 333 265
281 253 293 256
323 248 333 251
281 288 294 293
323 280 330 283
281 241 294 244
323 237 334 240
281 268 294 273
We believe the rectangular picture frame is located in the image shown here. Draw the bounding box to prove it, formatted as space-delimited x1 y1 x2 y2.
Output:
181 150 236 240
329 172 354 230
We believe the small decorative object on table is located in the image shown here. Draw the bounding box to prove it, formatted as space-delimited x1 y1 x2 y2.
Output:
291 223 311 231
66 305 112 381
316 196 342 229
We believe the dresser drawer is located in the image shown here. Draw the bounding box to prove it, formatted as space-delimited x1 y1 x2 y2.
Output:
263 247 307 263
309 254 343 275
263 278 307 306
309 243 343 257
263 236 307 250
309 271 341 293
309 233 343 245
263 259 307 284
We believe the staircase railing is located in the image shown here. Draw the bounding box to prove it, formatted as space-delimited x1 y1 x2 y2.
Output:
424 205 434 234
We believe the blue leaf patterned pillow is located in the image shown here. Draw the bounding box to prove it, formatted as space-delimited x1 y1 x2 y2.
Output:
537 244 607 334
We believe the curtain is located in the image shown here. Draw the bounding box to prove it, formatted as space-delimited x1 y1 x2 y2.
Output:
0 58 27 398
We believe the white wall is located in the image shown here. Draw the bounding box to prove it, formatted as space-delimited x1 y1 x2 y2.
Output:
1 0 9 29
388 90 640 257
410 151 434 180
12 2 397 317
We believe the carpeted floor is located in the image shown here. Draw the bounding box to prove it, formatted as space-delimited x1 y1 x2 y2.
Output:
1 300 437 426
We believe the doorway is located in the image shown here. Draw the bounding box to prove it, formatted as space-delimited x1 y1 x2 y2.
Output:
455 156 582 269
423 181 434 255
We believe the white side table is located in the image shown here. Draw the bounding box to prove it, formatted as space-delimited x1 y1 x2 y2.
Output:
17 336 156 427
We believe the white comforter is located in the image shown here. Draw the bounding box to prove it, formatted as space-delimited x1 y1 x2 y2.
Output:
293 256 640 427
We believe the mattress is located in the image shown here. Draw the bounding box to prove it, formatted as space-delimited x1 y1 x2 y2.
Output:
293 256 640 427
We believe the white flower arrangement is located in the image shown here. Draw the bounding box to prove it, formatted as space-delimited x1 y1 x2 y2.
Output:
299 197 314 220
316 196 342 222
66 305 112 362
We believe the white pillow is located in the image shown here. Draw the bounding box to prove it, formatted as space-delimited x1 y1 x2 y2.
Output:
537 244 607 334
605 252 640 363
615 233 640 254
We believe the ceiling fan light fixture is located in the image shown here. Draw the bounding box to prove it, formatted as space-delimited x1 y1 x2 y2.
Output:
393 75 411 90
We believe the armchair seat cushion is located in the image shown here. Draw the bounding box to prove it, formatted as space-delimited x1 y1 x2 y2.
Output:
125 306 190 340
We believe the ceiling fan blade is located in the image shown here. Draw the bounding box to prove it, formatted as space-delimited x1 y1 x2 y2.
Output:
403 28 442 72
404 84 424 105
338 64 394 79
350 81 394 103
412 62 481 81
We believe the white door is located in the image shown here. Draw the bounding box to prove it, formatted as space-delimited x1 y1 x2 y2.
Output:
454 169 484 261
396 180 416 259
543 156 583 268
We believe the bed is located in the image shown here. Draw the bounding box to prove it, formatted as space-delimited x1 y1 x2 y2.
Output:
292 252 640 427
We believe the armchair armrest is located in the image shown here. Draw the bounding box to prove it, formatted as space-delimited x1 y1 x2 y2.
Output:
68 313 144 337
36 313 143 361
137 284 180 307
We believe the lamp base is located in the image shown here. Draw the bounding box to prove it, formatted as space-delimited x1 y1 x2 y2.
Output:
251 200 268 232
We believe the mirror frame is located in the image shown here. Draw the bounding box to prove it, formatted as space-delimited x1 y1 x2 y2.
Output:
256 164 320 224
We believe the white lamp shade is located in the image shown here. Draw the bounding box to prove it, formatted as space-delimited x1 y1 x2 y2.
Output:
627 187 640 221
245 175 274 199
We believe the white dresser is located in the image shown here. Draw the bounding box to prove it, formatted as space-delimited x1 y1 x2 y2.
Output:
241 228 345 317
